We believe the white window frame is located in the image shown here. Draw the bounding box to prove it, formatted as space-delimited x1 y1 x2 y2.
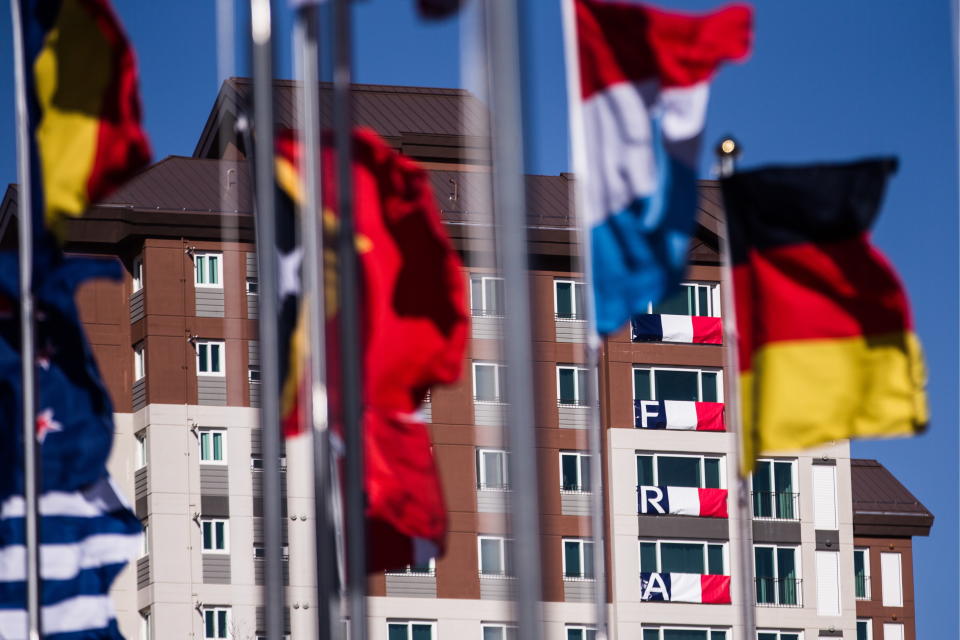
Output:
194 252 223 288
196 340 226 376
135 431 147 469
641 626 729 640
554 279 586 321
638 539 729 575
562 538 595 580
636 452 726 489
559 451 591 493
478 536 512 577
854 547 871 600
565 626 597 640
477 448 510 490
481 623 517 640
632 365 724 402
753 544 802 605
386 621 436 640
134 342 146 381
645 281 721 317
473 362 506 404
856 620 873 640
201 518 229 553
750 458 800 521
202 607 230 640
757 631 804 640
556 365 589 407
469 274 504 317
132 255 144 293
198 429 227 465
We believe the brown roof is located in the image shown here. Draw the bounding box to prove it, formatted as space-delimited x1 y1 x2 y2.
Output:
851 459 933 538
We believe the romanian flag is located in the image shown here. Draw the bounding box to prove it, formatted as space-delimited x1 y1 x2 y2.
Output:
721 159 928 471
18 0 150 242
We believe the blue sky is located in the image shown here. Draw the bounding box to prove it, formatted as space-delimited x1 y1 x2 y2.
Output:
0 0 956 636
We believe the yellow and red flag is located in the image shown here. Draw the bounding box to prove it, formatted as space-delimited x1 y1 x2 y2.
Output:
19 0 151 241
721 159 928 472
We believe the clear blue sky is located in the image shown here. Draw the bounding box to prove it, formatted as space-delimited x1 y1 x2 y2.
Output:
0 1 956 636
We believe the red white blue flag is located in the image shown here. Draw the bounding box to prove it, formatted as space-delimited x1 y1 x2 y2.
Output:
634 400 725 431
573 0 752 334
632 314 722 344
640 572 731 604
638 486 728 518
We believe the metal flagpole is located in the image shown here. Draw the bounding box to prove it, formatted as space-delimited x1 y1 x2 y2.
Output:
9 1 42 638
481 2 544 640
292 5 341 640
715 137 757 640
249 1 286 638
558 1 609 637
329 1 367 639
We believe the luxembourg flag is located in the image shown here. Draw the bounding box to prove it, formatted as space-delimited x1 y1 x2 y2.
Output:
638 486 728 518
634 400 725 431
571 0 752 334
640 572 731 604
632 314 722 344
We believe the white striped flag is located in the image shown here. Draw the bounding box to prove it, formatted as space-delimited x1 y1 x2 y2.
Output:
638 486 728 518
572 0 752 335
632 314 722 344
634 400 725 431
640 572 731 604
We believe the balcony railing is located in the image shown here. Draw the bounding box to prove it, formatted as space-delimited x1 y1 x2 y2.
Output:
557 400 589 408
562 572 596 581
479 570 514 579
755 577 802 607
560 484 591 494
385 566 436 577
471 308 504 318
855 574 871 600
751 491 800 520
555 312 586 321
478 482 511 491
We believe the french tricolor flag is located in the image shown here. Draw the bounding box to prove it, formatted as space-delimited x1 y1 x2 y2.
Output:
572 0 752 335
632 314 722 344
638 486 728 518
634 400 725 431
640 572 731 604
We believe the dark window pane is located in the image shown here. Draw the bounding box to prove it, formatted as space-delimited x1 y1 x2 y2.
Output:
710 632 726 640
577 369 588 405
854 550 867 598
556 282 572 318
564 541 581 577
701 372 718 402
483 628 503 640
636 456 654 486
697 286 710 317
642 631 659 640
412 624 432 640
580 456 591 492
657 457 701 488
215 522 224 549
704 459 721 489
652 285 693 315
758 634 778 640
654 370 699 402
660 543 705 574
217 611 227 638
567 631 584 640
707 544 724 575
559 369 576 404
475 366 495 401
389 624 408 640
755 547 774 577
639 542 657 572
783 635 800 640
663 628 707 640
634 369 651 401
561 455 579 490
199 346 208 372
583 542 595 578
471 279 483 313
774 462 795 519
777 548 796 579
202 522 211 549
574 284 585 318
856 622 869 640
205 612 214 638
752 462 773 518
211 344 221 373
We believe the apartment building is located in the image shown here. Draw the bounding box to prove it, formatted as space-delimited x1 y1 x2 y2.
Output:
0 80 932 640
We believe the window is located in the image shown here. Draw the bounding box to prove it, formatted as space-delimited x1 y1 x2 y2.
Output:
246 276 258 295
482 624 517 640
135 431 147 469
854 548 870 599
202 607 230 639
387 557 435 576
199 429 227 464
566 627 597 640
132 255 143 293
134 342 146 381
249 367 261 383
881 624 903 640
387 621 435 640
253 545 290 560
560 452 591 492
880 552 903 607
478 536 513 576
642 627 727 640
250 457 287 471
754 545 800 606
473 362 506 403
477 449 510 490
751 459 797 520
639 540 726 575
636 453 724 489
555 280 586 320
470 275 504 317
856 620 872 640
757 632 801 640
633 366 721 402
647 282 720 317
563 539 595 579
196 341 225 375
812 465 838 530
557 366 589 406
194 252 223 288
201 519 228 553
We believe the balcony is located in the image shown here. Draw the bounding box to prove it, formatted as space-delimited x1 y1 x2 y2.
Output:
755 577 802 607
751 491 800 521
555 313 586 343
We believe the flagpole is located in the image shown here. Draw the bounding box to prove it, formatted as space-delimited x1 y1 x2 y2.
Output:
558 1 609 637
249 1 287 638
715 137 756 640
481 2 544 640
9 1 43 637
293 5 340 640
330 1 368 639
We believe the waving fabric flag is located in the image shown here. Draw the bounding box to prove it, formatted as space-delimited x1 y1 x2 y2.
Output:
634 399 724 431
573 0 752 334
638 486 728 518
640 572 731 603
721 159 928 471
18 0 151 245
631 314 722 344
0 253 141 639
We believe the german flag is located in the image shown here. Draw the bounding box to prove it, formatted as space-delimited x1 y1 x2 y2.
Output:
721 159 928 472
19 0 151 242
